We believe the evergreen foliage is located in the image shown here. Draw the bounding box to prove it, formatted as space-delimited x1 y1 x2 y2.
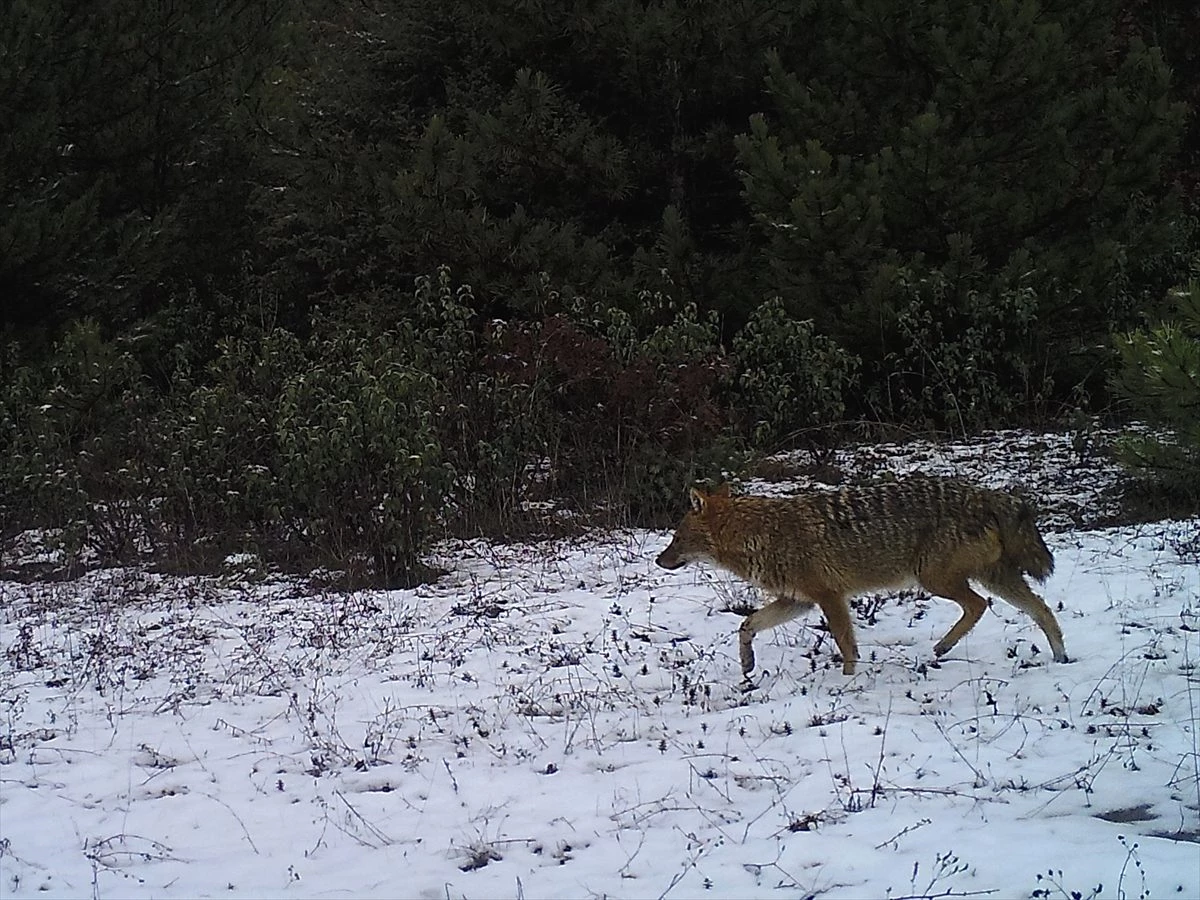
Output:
2 0 1198 583
735 0 1189 422
251 0 808 317
1 0 289 342
0 269 737 579
1113 281 1200 506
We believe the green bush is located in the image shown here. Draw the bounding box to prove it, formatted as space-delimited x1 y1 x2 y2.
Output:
0 308 454 585
0 321 155 564
153 329 301 549
871 253 1047 431
156 319 451 586
275 330 447 585
731 296 860 448
579 293 740 524
481 287 742 526
0 341 45 538
409 268 544 536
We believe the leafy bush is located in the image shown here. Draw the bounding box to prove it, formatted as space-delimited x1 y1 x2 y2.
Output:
871 254 1047 431
0 267 749 580
153 329 300 551
0 341 44 542
0 321 155 564
275 329 447 585
731 296 860 448
1 311 453 585
409 269 544 537
487 289 741 526
151 309 457 585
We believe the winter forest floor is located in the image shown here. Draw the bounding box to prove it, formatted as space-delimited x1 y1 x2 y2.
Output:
2 428 1198 899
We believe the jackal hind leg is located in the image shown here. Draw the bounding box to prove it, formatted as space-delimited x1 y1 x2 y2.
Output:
739 597 811 677
981 569 1069 663
921 574 990 660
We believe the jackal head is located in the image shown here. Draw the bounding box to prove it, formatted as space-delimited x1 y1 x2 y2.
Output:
655 484 730 569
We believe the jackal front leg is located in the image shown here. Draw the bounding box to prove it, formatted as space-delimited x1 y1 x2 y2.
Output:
738 618 756 676
813 593 858 676
739 597 811 678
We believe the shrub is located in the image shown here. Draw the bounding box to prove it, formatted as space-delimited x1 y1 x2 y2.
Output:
274 328 448 585
731 296 859 449
0 269 752 579
0 321 156 564
151 319 451 586
411 269 544 537
1 312 452 585
871 255 1046 431
152 329 300 551
486 289 741 526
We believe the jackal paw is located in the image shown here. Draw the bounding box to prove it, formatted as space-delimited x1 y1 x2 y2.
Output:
739 642 756 676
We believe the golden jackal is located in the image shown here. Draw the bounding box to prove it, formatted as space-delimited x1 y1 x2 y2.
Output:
656 478 1068 677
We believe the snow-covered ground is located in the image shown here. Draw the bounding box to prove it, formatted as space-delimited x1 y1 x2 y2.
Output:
2 430 1198 899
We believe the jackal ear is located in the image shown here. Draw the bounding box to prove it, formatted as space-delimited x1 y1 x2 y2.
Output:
688 486 708 513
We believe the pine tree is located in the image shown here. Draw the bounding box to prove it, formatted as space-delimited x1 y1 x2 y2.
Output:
1113 280 1200 507
254 0 810 320
1 0 289 343
735 0 1189 422
1 1 105 341
1120 0 1200 206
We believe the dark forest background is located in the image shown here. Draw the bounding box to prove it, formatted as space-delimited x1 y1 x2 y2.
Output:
3 0 1198 585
